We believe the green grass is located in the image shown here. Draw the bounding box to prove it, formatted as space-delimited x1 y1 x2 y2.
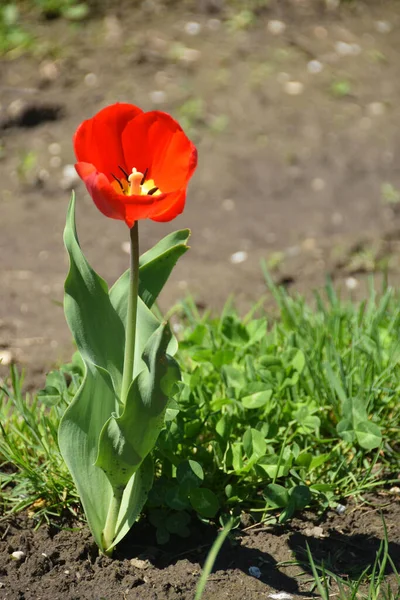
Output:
1 275 399 591
303 517 400 599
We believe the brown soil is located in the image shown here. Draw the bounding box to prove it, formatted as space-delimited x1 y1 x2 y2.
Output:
2 1 400 389
1 494 399 600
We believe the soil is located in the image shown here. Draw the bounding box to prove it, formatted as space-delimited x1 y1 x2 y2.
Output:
2 0 400 389
0 493 399 600
1 1 400 598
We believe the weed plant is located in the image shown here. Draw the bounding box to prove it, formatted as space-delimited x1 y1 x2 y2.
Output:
1 276 399 537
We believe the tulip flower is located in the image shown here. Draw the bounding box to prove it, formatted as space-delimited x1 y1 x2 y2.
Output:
74 103 197 228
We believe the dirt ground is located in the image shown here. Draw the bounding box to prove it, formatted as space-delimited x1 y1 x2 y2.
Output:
1 0 400 597
2 0 400 388
1 493 399 600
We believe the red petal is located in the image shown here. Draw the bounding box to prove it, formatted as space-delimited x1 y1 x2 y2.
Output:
74 104 143 180
121 111 197 192
150 189 186 222
75 162 126 221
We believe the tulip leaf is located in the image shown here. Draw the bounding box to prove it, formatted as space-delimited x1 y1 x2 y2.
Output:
110 454 154 550
111 228 190 311
139 229 190 308
60 194 181 553
95 322 180 490
58 365 114 550
63 192 125 392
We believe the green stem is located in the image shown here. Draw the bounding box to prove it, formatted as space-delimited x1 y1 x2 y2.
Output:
102 489 124 555
121 221 139 404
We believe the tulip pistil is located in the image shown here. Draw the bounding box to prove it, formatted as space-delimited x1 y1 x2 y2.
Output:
111 166 161 197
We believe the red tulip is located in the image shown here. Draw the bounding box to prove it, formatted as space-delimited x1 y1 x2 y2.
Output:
74 103 197 228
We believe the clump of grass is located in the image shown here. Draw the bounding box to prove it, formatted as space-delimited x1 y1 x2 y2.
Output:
304 518 400 599
0 365 79 524
1 276 399 537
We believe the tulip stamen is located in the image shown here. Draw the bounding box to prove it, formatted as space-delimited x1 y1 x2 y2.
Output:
118 165 130 180
111 173 124 190
147 187 159 196
140 168 148 186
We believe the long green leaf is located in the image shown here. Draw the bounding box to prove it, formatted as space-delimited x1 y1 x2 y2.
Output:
95 323 180 489
63 193 125 392
59 195 185 552
58 366 114 549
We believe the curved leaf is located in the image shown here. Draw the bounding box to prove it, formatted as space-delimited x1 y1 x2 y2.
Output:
95 323 180 490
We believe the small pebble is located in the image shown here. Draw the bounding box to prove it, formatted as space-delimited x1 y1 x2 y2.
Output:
314 26 328 40
184 21 201 36
304 525 326 538
39 60 59 82
345 277 358 290
335 41 361 56
368 102 385 116
307 60 323 74
149 90 167 104
0 350 13 366
268 593 294 600
60 164 80 190
222 198 235 211
311 178 326 192
179 48 201 65
389 486 400 495
284 81 304 96
11 551 25 561
84 73 98 87
48 142 61 155
249 566 261 578
335 41 352 56
267 20 286 36
230 251 248 264
38 168 50 182
7 99 26 120
375 21 392 34
130 558 150 569
121 241 130 254
336 503 347 514
207 18 221 31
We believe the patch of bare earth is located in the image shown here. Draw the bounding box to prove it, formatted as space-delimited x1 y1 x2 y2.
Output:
1 1 400 387
0 494 399 599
